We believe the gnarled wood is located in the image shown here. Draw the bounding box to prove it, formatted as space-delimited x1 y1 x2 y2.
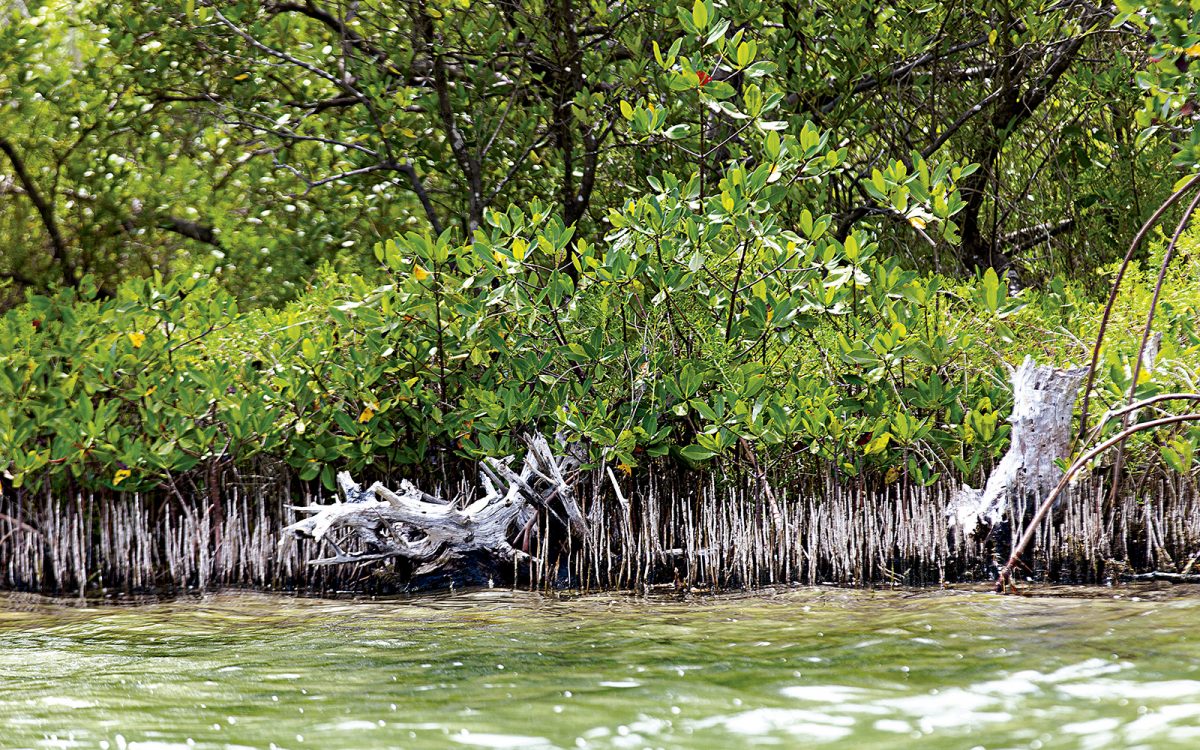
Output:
281 434 581 575
950 356 1086 532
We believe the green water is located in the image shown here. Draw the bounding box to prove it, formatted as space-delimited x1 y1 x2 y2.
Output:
1 588 1198 750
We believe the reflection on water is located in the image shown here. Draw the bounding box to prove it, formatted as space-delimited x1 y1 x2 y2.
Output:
1 587 1198 749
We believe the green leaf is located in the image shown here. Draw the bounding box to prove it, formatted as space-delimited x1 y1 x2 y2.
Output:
704 18 730 46
692 0 709 31
1161 445 1185 473
679 444 715 462
841 349 879 365
799 209 813 237
704 81 736 99
664 123 692 139
764 131 781 159
982 268 1001 312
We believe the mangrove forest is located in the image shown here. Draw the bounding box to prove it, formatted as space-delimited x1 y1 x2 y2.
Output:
1 0 1199 595
6 3 1200 750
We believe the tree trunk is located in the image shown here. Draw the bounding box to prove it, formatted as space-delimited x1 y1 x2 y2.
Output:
950 356 1086 532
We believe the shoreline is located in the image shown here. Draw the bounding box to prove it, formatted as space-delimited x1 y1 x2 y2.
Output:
4 469 1197 597
4 579 1200 611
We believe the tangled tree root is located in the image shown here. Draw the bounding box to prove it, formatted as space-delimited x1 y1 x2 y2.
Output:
281 434 585 576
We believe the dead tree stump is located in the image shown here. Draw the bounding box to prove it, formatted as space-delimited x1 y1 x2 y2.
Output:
950 356 1086 541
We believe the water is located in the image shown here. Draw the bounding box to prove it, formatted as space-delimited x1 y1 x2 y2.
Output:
1 587 1198 750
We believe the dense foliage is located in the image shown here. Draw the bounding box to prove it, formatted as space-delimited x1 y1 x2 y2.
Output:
2 0 1199 497
2 214 1197 494
2 0 1194 299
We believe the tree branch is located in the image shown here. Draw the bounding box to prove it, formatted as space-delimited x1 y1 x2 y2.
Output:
397 161 444 235
161 217 223 248
1003 218 1076 254
0 137 76 286
417 4 483 231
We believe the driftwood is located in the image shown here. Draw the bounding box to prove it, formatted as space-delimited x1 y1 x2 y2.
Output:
281 434 584 575
950 356 1086 532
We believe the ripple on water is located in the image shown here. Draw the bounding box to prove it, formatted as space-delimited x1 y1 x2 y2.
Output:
691 707 855 741
3 589 1200 750
450 732 556 748
39 697 96 709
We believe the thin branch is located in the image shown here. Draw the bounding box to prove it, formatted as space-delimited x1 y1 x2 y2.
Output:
1003 218 1076 254
161 217 223 248
306 161 393 189
1077 173 1200 439
0 137 76 286
398 161 444 235
997 412 1200 592
214 9 354 94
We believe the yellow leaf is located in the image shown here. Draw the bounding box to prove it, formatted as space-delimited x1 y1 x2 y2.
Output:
493 250 505 263
908 216 927 230
358 406 376 423
128 331 146 348
1185 43 1200 58
413 265 429 281
884 465 902 484
1173 173 1200 193
863 432 891 456
113 469 131 485
512 237 528 261
233 73 250 81
144 386 156 397
617 462 632 476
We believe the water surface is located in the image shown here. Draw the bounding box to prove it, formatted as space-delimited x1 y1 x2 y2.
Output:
1 587 1198 749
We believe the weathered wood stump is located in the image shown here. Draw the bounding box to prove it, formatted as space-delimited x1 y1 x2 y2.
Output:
281 434 584 576
950 356 1086 534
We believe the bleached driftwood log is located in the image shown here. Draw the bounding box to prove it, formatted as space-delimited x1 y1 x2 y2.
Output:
950 356 1086 532
282 434 584 575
